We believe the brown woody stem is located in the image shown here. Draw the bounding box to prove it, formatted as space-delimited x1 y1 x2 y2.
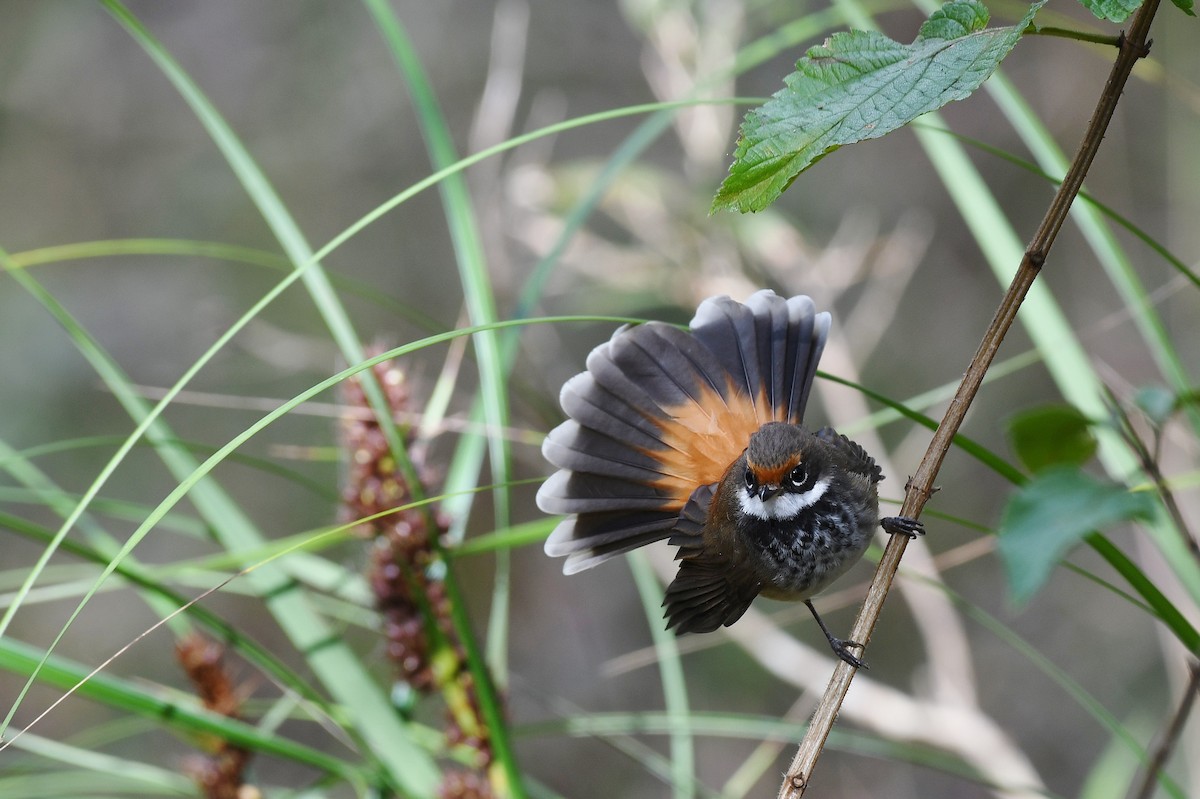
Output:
1131 660 1200 799
777 2 1162 796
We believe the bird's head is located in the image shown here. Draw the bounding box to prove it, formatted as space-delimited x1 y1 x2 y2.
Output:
735 423 829 521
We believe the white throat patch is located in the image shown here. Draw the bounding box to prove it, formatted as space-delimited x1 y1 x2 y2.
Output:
737 478 830 521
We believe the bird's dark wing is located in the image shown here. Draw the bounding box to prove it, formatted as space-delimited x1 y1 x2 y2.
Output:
815 427 883 484
662 552 760 634
539 291 830 574
666 483 714 544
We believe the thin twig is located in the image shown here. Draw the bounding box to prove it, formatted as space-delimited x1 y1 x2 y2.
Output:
1131 660 1200 799
777 3 1162 796
1024 24 1122 48
1105 386 1200 576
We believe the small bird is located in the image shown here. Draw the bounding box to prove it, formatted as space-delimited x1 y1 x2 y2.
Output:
537 290 922 667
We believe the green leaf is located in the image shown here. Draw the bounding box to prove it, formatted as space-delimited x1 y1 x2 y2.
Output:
712 0 1047 213
1132 385 1181 427
1081 0 1193 19
1006 403 1097 472
1076 0 1143 22
998 466 1158 604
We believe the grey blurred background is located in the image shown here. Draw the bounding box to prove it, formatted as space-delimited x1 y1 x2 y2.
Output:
1 1 1198 797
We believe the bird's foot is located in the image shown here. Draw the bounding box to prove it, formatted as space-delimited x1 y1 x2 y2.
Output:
882 515 924 538
806 599 869 668
828 636 868 669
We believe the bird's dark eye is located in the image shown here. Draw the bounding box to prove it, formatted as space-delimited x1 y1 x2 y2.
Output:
744 468 755 490
788 465 807 487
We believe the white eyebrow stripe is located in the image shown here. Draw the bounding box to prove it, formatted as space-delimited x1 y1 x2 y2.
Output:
737 478 830 520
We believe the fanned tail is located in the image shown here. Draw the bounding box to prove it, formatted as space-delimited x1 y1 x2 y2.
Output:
690 291 829 424
538 291 831 573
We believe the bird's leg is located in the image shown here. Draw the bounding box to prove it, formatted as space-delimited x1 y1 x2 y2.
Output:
881 516 924 538
805 599 866 669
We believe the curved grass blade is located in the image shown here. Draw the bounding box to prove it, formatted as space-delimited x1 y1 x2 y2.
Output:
629 553 696 799
2 731 195 796
0 510 345 713
816 372 1200 650
360 7 523 794
519 712 1050 795
7 238 446 332
0 255 443 794
939 583 1187 798
0 637 368 786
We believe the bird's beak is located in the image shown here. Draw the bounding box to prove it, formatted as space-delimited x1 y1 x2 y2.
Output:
757 484 782 502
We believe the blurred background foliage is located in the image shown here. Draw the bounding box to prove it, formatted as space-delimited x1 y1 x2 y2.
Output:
0 1 1197 798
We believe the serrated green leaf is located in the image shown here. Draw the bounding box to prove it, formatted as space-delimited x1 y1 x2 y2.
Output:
920 0 992 37
998 466 1158 604
1006 403 1097 472
1170 0 1196 16
1076 0 1144 22
712 0 1047 213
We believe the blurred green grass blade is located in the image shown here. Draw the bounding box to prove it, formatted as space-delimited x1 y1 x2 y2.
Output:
4 732 195 795
304 98 733 276
101 0 423 497
983 68 1200 426
0 286 601 787
0 772 190 799
7 238 446 331
356 25 526 795
0 260 209 717
731 0 907 75
0 510 346 707
1088 535 1200 653
905 124 1200 292
97 4 357 357
511 1 893 323
525 712 722 799
1 257 440 794
434 12 887 733
903 0 1200 611
905 122 1200 613
819 372 1200 648
0 637 369 786
1078 713 1152 799
512 117 674 322
943 585 1187 798
451 518 557 558
0 435 202 547
360 0 511 523
840 345 1043 442
7 238 289 271
98 2 477 791
818 371 1027 484
520 712 1038 794
169 478 526 575
629 553 695 799
4 433 339 507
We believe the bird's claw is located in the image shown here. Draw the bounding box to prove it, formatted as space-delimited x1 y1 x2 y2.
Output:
882 515 924 538
829 637 868 669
